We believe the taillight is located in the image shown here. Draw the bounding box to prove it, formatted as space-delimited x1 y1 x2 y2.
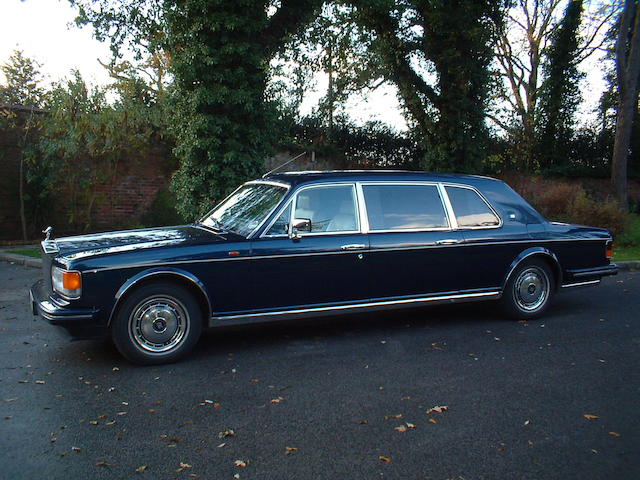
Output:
606 240 614 259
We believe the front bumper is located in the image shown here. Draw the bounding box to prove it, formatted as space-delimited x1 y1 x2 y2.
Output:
31 280 106 338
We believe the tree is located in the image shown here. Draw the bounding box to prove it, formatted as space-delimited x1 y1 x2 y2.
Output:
71 0 323 219
352 0 501 172
611 0 640 209
165 0 323 218
537 0 584 171
493 0 618 171
0 50 46 239
0 50 46 107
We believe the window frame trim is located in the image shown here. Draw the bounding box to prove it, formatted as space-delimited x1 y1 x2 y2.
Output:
357 181 452 233
200 180 291 239
259 182 362 238
440 183 503 230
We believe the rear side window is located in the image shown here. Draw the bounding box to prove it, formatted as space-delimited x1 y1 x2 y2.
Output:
445 186 500 228
363 184 448 231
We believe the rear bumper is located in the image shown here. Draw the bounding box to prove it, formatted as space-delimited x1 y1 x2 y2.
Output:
30 280 106 338
561 264 618 288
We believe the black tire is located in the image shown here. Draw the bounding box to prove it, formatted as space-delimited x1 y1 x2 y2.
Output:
111 282 203 365
500 259 555 320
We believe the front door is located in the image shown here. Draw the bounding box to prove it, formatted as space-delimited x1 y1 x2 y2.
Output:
247 183 369 312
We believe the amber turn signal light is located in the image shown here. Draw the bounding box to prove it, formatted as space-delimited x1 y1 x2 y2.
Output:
62 271 82 290
606 241 614 259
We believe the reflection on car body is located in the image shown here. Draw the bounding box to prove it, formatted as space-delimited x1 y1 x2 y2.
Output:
31 171 618 364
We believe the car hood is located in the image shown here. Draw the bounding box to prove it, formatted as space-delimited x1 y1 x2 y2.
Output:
51 224 236 262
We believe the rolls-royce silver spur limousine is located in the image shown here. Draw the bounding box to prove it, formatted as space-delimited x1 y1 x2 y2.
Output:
31 171 618 364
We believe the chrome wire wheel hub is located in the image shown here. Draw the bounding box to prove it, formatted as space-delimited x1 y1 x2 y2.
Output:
514 267 549 312
129 296 189 353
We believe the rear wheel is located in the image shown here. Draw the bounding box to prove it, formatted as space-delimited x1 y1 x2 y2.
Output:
111 282 202 364
501 259 555 319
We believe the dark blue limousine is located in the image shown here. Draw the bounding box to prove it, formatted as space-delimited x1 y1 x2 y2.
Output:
31 171 618 364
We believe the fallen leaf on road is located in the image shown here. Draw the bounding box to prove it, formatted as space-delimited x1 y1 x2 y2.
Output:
394 425 407 433
285 447 298 455
35 380 45 385
180 463 192 469
271 397 285 404
428 418 438 424
71 446 81 453
357 419 368 425
406 422 416 429
384 414 402 420
217 443 226 448
583 414 599 420
524 420 530 426
234 460 247 467
218 428 236 438
134 465 147 473
89 420 98 425
379 456 392 463
427 406 448 414
116 411 127 416
608 431 621 437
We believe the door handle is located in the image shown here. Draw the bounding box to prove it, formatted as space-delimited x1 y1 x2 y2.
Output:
341 244 367 251
435 239 462 245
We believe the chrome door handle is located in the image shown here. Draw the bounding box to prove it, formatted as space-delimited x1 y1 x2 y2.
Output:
341 244 367 251
435 239 462 245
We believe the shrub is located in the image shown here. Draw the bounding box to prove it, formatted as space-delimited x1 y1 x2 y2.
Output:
505 175 629 236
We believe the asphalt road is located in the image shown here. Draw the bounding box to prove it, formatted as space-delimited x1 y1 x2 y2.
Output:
0 262 638 480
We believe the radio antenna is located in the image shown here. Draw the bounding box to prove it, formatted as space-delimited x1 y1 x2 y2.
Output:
262 152 307 178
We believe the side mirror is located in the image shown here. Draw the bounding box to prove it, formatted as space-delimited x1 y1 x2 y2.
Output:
289 218 311 240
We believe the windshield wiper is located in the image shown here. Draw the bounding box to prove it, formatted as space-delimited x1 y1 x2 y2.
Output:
197 218 227 233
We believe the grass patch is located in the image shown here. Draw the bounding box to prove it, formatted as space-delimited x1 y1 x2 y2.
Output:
10 248 42 259
613 246 640 262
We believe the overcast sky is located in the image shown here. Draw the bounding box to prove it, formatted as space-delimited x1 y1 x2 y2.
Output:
1 0 607 132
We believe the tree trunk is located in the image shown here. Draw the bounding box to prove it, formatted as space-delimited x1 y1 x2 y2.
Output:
19 155 27 241
611 0 640 211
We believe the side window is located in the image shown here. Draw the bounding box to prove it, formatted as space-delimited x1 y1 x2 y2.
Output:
294 185 358 233
362 184 448 231
265 203 292 236
445 186 500 228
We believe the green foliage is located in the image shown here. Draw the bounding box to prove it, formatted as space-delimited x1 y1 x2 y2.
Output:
164 0 322 220
165 0 273 219
617 214 640 247
537 0 585 171
0 50 46 107
28 71 170 231
139 187 185 227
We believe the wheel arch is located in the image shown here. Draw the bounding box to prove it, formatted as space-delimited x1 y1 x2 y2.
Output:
502 247 562 294
107 268 212 327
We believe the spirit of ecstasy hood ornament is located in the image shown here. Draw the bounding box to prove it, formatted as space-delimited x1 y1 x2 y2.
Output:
43 226 53 241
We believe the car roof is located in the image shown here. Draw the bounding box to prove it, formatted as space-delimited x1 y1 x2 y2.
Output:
263 170 499 187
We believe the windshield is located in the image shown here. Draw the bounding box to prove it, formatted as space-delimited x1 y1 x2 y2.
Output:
200 182 288 237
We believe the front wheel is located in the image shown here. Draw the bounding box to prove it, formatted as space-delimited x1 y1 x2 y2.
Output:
501 259 555 320
111 282 202 364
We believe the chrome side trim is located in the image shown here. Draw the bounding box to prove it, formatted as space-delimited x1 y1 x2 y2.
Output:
86 237 610 273
561 280 600 289
210 290 500 323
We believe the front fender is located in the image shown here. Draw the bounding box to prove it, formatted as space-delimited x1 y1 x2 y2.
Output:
107 267 212 326
502 247 562 293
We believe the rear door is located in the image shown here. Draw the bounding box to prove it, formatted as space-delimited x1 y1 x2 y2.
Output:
362 183 465 299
